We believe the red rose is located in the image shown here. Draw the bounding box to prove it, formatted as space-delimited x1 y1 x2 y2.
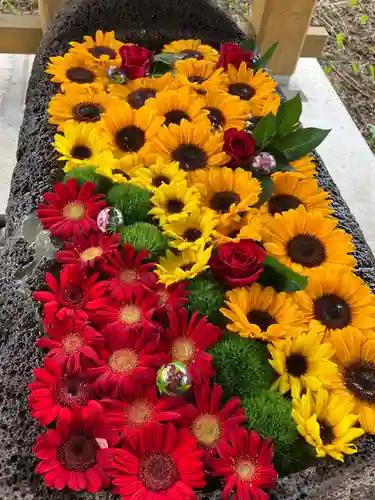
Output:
119 44 153 80
218 42 254 70
224 128 256 166
210 240 265 288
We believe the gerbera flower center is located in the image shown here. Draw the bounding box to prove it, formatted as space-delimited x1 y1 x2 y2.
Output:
314 294 351 329
172 144 207 171
120 268 137 283
128 88 157 109
89 46 117 59
183 227 202 241
139 452 178 491
285 353 308 377
63 201 87 221
229 83 255 101
126 398 155 427
247 310 276 331
206 107 225 129
234 457 257 483
166 198 184 214
318 420 334 445
108 348 138 373
152 175 171 187
287 234 326 267
57 434 98 471
182 49 204 60
171 336 196 364
73 103 103 123
62 332 85 354
63 284 84 306
268 195 302 215
71 145 92 160
66 67 95 84
80 246 103 262
164 110 190 126
157 289 169 305
55 376 89 407
188 75 206 84
192 413 223 446
345 360 375 403
210 191 240 213
119 304 142 325
115 125 145 152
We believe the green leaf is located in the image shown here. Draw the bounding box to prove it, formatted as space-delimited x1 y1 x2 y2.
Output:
252 113 278 149
153 52 186 64
271 128 330 161
261 256 308 292
151 60 174 77
275 94 302 138
253 41 279 69
252 177 274 208
239 38 257 52
273 154 295 172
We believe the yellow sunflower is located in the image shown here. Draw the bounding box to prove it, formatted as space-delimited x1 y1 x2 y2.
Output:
130 157 187 192
262 205 356 276
213 209 264 245
196 90 251 131
149 180 201 225
70 30 123 67
220 283 304 342
163 209 218 251
48 85 117 131
292 389 364 462
268 327 339 398
156 246 212 286
102 101 164 160
260 172 333 218
150 119 229 170
193 167 261 223
248 92 281 118
291 155 317 178
162 39 219 63
108 74 175 109
294 266 375 340
96 154 144 184
224 62 277 103
175 59 226 93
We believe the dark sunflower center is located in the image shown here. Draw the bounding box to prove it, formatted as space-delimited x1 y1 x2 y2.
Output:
229 229 240 239
167 199 184 214
128 88 157 109
73 103 103 123
66 67 95 84
229 83 255 101
112 169 130 179
182 49 204 60
140 452 178 491
188 76 206 84
164 110 190 126
247 310 276 331
55 377 89 407
63 284 84 306
345 361 375 403
183 228 202 242
314 294 351 329
89 45 117 59
318 420 334 445
172 144 207 171
57 434 98 471
115 126 145 152
268 195 302 215
71 145 92 160
207 107 225 129
286 353 308 377
287 234 326 268
152 175 170 187
210 191 240 213
181 263 194 272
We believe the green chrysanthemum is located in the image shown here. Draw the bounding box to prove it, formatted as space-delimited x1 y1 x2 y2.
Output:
186 276 225 324
64 165 112 193
107 183 151 225
120 222 169 259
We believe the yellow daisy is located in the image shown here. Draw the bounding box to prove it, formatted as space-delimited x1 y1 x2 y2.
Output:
268 327 339 398
260 172 333 218
102 101 164 160
294 266 375 339
163 209 218 251
156 245 212 286
248 93 281 118
175 59 226 93
193 167 261 222
213 209 264 245
224 62 277 103
150 119 229 171
262 205 356 276
70 30 123 67
149 180 201 225
220 283 304 342
196 90 251 131
162 39 219 63
291 155 317 178
130 157 187 192
108 74 175 109
96 155 144 184
292 389 364 462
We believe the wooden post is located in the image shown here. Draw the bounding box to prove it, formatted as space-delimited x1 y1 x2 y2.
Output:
0 14 42 54
37 0 61 33
251 0 318 76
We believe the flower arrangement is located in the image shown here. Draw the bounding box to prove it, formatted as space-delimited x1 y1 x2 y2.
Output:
29 30 375 499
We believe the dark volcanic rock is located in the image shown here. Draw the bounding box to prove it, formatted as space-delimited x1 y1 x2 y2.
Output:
0 0 374 499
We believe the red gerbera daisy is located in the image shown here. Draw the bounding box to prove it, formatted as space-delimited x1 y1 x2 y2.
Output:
36 179 107 240
37 316 104 373
100 244 155 300
105 422 205 499
87 324 170 398
28 357 101 427
33 407 117 492
164 308 223 384
180 383 247 464
56 231 121 270
209 427 278 500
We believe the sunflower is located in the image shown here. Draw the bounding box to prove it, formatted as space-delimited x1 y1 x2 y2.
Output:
102 101 164 160
156 246 212 286
150 119 229 170
149 180 201 225
48 85 117 131
70 30 123 67
175 59 226 93
213 209 264 246
224 62 277 103
96 154 144 184
163 39 219 63
268 327 339 398
248 92 281 118
196 90 251 131
292 388 364 462
163 209 218 251
262 205 356 276
193 167 261 223
291 155 317 178
260 172 333 218
220 283 304 342
294 266 375 340
108 73 175 109
130 157 187 192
